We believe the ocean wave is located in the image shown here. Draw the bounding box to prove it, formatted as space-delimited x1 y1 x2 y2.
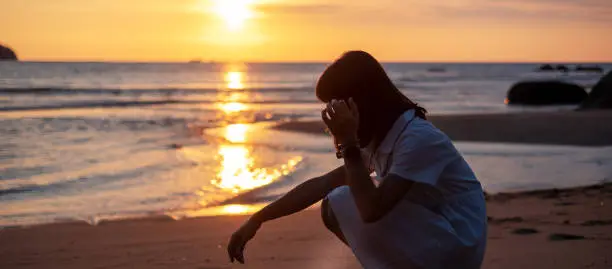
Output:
0 99 319 112
0 86 314 96
0 100 182 112
396 70 604 85
0 163 173 199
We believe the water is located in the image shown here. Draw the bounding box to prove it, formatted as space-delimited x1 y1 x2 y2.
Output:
1 62 611 227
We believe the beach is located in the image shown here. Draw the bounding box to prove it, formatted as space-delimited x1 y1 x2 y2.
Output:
2 0 612 265
2 62 612 268
275 110 612 146
2 111 612 269
1 183 611 269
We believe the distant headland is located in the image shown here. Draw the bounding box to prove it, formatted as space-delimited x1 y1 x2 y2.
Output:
0 44 18 61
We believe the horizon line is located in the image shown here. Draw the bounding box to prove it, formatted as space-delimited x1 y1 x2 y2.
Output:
7 60 612 64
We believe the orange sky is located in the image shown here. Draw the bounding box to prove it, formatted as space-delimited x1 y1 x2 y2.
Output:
1 0 611 62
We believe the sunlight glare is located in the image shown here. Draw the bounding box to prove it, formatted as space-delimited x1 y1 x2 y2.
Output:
210 124 303 193
222 204 251 214
225 71 245 89
225 123 249 143
214 0 253 30
218 102 248 113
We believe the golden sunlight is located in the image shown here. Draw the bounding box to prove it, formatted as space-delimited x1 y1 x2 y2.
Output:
214 0 254 30
217 102 248 114
225 71 245 89
225 123 249 143
210 124 303 193
222 204 251 214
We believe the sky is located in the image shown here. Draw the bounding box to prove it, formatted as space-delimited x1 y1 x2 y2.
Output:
1 0 611 62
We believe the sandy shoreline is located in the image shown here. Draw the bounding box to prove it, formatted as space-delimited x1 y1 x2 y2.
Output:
1 183 611 269
274 110 612 146
2 110 612 268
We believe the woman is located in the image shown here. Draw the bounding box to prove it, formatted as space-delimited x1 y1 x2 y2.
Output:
227 51 487 268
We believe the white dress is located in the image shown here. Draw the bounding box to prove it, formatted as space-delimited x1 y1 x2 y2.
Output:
327 109 487 269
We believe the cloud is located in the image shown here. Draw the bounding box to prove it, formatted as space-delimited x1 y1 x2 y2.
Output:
429 0 612 25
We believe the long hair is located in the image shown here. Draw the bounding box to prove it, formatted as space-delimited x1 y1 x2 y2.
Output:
315 51 426 147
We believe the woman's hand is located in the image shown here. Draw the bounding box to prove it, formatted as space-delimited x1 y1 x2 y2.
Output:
322 98 360 145
227 219 261 264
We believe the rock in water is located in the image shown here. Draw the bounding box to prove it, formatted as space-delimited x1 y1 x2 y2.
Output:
535 64 569 72
580 71 612 109
536 64 555 71
575 65 604 73
0 44 18 61
555 65 569 72
506 81 587 105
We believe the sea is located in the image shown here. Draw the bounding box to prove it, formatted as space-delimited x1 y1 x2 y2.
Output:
1 61 611 227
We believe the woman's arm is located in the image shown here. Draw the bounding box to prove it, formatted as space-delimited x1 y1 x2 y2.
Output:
251 166 345 223
324 99 413 223
227 166 345 263
342 147 413 223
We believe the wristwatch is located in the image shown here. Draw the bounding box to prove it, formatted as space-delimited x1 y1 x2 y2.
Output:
335 141 360 159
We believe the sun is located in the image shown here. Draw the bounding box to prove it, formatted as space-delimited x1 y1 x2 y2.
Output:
214 0 254 30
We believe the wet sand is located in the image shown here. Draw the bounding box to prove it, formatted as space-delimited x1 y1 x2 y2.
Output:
275 111 612 146
1 183 611 269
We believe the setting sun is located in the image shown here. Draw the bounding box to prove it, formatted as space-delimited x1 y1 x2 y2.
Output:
214 0 254 30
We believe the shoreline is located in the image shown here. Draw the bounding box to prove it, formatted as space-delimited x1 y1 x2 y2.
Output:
1 183 611 269
2 182 609 230
274 110 612 146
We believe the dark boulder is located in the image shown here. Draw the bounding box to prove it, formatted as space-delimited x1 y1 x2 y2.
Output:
536 64 555 71
555 65 569 72
0 44 18 61
575 65 604 73
580 71 612 109
507 81 587 105
536 64 569 72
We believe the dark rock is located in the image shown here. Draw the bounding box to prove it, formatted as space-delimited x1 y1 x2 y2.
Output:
554 201 576 206
536 64 555 71
536 64 570 72
0 44 18 61
575 65 604 73
580 219 612 226
506 81 587 105
168 143 183 149
555 65 569 72
548 233 586 241
541 188 561 199
580 71 612 109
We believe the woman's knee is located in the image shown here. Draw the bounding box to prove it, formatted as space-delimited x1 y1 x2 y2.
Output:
321 198 348 244
321 198 334 231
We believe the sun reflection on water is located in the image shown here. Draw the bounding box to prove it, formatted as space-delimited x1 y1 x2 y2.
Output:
180 67 303 216
225 71 245 89
222 204 251 214
216 69 249 114
217 102 248 114
210 123 303 194
225 123 248 143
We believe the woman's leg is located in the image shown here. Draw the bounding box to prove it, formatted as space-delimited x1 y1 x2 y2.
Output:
321 198 348 246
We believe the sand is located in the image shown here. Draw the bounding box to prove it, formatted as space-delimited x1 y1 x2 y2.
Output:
1 183 611 269
275 111 612 146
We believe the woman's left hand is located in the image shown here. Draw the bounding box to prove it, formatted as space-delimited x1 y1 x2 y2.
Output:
322 98 360 145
